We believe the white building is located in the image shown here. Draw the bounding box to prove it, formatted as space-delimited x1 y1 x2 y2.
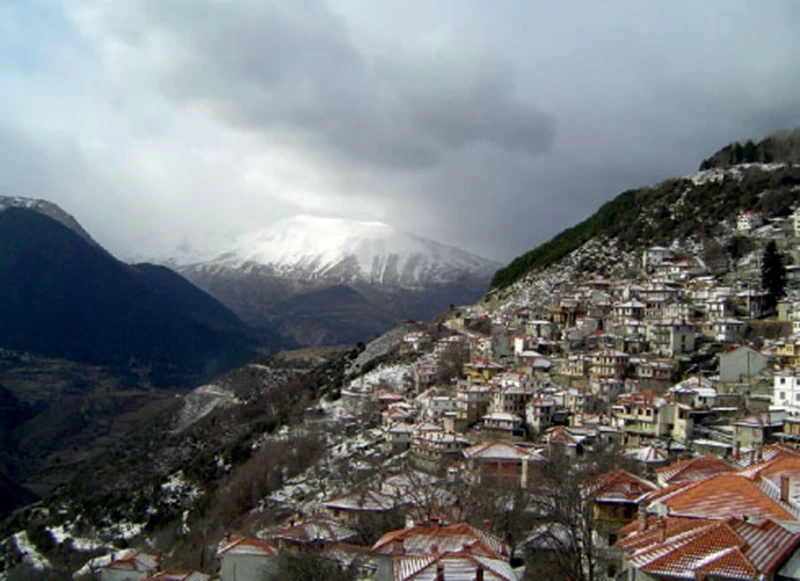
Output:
642 246 670 271
774 371 800 415
737 211 764 232
710 318 746 343
793 207 800 237
646 319 696 356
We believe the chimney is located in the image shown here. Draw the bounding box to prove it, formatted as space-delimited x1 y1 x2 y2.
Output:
432 544 440 556
758 445 764 462
734 442 741 461
750 448 755 465
781 475 791 503
657 517 667 543
637 503 648 532
476 564 485 581
431 516 440 531
393 539 405 556
483 519 492 534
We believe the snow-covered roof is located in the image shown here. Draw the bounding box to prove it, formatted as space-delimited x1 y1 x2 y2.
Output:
217 535 277 558
271 515 358 545
463 441 542 462
323 489 395 512
393 552 520 581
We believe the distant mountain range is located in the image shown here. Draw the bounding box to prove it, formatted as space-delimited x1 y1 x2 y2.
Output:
164 215 499 346
0 201 259 387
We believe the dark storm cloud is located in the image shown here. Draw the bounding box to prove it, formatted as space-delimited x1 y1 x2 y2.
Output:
83 0 554 172
3 1 800 261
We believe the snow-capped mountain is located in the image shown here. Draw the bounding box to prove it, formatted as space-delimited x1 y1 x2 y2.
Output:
175 215 498 288
166 216 500 346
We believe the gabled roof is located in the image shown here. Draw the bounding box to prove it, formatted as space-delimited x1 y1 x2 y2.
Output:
216 535 278 557
615 390 668 408
104 551 161 572
739 453 800 506
393 551 519 581
623 445 670 464
655 454 736 485
545 426 586 447
642 473 798 521
730 444 800 469
618 516 800 580
372 522 509 559
585 470 657 504
323 489 395 512
270 515 358 545
463 441 542 462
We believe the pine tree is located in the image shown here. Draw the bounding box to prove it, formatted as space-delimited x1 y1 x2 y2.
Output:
761 240 786 313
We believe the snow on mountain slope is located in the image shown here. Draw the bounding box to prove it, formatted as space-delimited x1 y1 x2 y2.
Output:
181 215 499 288
0 196 99 247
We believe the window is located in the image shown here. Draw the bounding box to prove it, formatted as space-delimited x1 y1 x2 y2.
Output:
781 378 787 385
795 393 800 403
781 392 787 401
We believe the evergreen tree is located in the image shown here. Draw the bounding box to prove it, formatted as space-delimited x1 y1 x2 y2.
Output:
761 240 786 313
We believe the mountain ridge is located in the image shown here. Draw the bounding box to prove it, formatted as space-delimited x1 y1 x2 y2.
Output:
164 215 498 346
168 214 499 288
491 128 800 291
0 206 258 386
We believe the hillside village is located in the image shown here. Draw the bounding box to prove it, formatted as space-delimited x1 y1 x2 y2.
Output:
10 163 800 580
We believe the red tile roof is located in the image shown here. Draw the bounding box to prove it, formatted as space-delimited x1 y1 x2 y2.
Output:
618 517 800 580
372 522 509 559
655 454 736 485
216 535 278 557
463 440 541 462
393 550 518 581
642 473 798 521
104 551 161 572
270 515 358 545
584 470 657 503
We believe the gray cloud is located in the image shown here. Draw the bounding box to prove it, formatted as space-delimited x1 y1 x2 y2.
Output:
74 0 553 172
1 0 799 263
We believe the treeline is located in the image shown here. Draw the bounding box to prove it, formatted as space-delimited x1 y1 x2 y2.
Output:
700 128 800 170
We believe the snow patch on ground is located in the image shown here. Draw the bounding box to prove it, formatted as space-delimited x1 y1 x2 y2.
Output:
346 363 413 394
173 383 240 433
346 325 410 377
49 525 102 551
161 471 200 505
12 532 51 571
73 549 134 579
685 162 787 186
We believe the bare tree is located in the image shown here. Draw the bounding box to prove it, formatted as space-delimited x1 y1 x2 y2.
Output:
437 344 469 386
272 550 356 581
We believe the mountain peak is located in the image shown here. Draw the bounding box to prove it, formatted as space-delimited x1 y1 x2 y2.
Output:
181 214 499 288
0 195 99 248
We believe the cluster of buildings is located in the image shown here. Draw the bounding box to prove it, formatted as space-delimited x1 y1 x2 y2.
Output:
97 217 800 580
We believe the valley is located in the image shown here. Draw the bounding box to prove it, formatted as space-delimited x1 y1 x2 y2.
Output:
5 132 800 581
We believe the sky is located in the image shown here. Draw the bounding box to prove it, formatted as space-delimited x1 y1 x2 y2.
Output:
2 1 800 263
